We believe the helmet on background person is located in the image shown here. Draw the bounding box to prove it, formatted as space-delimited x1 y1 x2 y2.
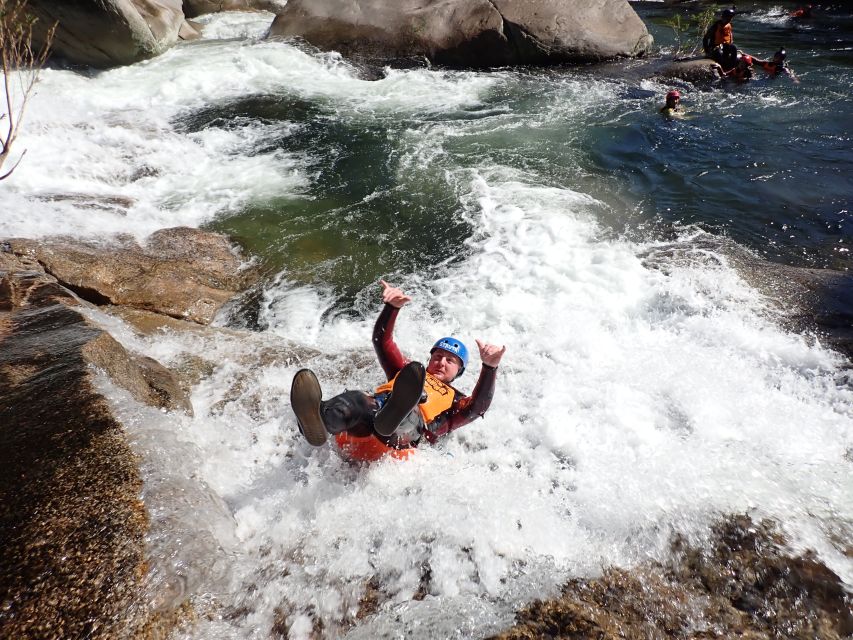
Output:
722 7 736 18
431 337 469 375
774 48 787 62
666 90 681 101
741 54 753 65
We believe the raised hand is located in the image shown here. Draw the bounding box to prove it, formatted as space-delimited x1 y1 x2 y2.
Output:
379 279 412 308
475 339 506 368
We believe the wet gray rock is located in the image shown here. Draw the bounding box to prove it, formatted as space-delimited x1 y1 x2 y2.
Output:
4 227 257 325
27 0 192 68
655 56 723 84
737 260 853 363
268 0 652 68
179 18 204 42
640 234 853 364
491 516 853 640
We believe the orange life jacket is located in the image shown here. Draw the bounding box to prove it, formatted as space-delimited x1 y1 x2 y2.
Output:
714 22 733 46
374 371 456 424
334 371 457 462
334 432 414 462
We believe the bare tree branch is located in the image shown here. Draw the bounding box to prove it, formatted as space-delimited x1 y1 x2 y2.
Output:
0 0 56 181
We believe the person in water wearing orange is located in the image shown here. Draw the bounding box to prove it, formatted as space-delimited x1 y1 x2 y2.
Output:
722 52 754 82
703 7 736 63
789 4 813 19
754 48 800 82
290 280 506 461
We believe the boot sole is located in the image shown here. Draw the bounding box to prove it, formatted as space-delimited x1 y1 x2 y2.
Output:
290 369 327 446
374 362 426 437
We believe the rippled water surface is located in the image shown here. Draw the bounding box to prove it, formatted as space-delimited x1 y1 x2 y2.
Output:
1 5 852 639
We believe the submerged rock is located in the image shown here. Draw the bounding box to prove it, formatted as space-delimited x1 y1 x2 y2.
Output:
730 258 853 363
491 516 853 640
27 0 193 68
640 233 853 364
4 227 257 325
656 56 723 84
0 254 191 639
269 0 652 69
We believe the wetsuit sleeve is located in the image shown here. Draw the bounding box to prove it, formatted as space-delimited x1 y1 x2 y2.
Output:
420 365 497 443
372 303 407 380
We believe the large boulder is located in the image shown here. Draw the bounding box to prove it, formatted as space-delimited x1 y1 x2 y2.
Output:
4 227 257 325
268 0 653 68
0 253 190 639
27 0 190 68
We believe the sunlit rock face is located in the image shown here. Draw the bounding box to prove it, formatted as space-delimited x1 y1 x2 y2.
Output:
0 256 153 639
269 0 653 68
27 0 187 68
0 224 260 636
4 227 255 325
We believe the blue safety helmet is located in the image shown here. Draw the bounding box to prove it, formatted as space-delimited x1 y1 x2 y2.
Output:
430 337 469 375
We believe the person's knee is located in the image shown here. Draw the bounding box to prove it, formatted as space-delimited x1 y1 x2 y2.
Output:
322 391 376 434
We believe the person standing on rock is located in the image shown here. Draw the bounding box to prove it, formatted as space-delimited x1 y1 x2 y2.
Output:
289 280 506 461
703 7 737 64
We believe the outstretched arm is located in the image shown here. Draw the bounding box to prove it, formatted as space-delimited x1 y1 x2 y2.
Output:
372 280 410 379
421 340 506 442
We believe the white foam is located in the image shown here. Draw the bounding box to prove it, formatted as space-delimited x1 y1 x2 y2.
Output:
106 165 851 639
1 20 500 241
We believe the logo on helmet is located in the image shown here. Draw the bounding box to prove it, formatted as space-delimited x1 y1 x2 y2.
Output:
437 339 461 354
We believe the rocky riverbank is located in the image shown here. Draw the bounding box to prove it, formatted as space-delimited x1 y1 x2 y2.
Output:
491 516 853 640
0 228 257 638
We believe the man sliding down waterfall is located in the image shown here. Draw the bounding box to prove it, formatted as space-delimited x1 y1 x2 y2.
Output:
290 280 506 462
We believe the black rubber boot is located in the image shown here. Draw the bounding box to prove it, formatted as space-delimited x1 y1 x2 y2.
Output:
374 362 426 437
290 369 328 446
321 391 377 436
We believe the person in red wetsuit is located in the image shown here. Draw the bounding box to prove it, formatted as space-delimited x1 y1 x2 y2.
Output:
290 280 506 461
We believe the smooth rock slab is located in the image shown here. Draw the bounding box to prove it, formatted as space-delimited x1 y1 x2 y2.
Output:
5 227 256 325
655 56 723 84
0 259 158 639
269 0 653 68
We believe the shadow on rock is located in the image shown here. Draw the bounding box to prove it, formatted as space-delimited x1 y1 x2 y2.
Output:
0 252 193 639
